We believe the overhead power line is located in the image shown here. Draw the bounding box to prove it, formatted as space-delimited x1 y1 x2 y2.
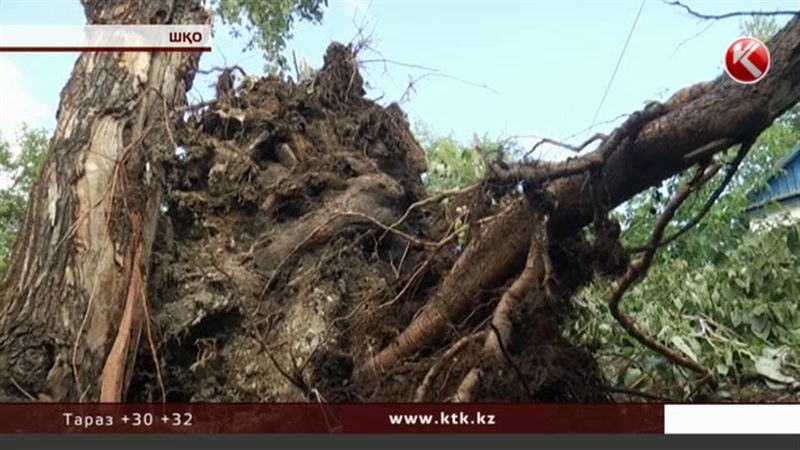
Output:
590 0 647 127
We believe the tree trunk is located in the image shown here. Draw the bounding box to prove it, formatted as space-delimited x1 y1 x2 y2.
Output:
0 0 207 401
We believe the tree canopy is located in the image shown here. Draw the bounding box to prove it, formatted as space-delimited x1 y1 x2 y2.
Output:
214 0 327 71
0 127 47 273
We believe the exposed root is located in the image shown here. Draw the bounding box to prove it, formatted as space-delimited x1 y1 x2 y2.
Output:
453 213 551 402
141 292 165 403
452 367 482 402
356 195 533 380
356 101 671 390
9 377 36 401
389 183 480 230
379 231 457 309
331 211 443 249
252 322 310 399
414 331 486 402
257 219 335 301
260 210 447 303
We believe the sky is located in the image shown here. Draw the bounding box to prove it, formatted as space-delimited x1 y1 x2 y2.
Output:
1 0 799 159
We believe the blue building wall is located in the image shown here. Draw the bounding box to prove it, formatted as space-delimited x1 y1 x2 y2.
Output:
749 143 800 212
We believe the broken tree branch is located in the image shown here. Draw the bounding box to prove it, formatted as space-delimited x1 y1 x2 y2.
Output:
522 132 607 159
631 140 752 253
608 159 729 386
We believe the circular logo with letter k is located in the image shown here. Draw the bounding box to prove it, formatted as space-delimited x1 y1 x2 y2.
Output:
725 37 770 84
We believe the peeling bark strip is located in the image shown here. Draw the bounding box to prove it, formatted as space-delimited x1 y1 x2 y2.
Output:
360 15 800 377
100 240 143 402
0 0 208 401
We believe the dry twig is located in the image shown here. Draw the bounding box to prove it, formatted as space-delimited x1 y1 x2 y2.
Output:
522 133 607 159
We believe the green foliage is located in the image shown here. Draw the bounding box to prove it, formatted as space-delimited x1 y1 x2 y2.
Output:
414 125 508 248
619 122 797 262
415 124 500 193
571 121 800 398
214 0 327 72
740 15 779 41
0 126 48 273
423 136 487 192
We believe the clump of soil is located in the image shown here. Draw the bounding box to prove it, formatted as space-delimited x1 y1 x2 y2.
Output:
131 43 437 401
130 42 610 403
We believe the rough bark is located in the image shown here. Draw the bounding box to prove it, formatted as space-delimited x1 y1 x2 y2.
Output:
0 0 207 401
361 15 800 376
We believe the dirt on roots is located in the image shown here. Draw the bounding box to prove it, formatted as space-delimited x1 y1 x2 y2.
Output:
130 43 612 403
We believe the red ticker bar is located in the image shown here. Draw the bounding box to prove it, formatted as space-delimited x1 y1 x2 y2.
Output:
0 404 663 434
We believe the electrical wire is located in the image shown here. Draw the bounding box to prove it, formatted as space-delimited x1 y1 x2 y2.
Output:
590 0 647 127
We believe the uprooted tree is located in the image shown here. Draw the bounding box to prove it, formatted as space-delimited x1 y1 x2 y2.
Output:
0 1 798 402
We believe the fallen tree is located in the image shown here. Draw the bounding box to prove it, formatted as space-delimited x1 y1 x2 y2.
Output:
359 15 800 392
0 5 798 402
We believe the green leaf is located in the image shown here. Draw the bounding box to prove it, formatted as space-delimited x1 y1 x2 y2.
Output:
754 355 799 387
670 336 699 363
749 315 770 339
725 348 734 366
623 367 642 387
